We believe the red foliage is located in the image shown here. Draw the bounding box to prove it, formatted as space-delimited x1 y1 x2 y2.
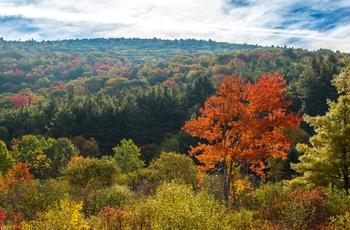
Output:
98 206 126 229
11 94 30 108
257 187 330 229
162 79 176 87
0 210 3 230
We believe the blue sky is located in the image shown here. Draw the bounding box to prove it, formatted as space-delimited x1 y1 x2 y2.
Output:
1 0 350 52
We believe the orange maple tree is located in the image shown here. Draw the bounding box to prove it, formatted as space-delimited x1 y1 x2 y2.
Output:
0 163 34 190
182 73 301 198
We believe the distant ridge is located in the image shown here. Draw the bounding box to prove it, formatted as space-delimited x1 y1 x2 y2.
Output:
0 37 262 54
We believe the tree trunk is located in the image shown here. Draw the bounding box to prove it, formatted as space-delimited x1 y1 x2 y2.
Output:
223 158 228 201
341 152 349 195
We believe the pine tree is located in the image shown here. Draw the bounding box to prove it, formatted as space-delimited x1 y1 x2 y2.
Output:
293 60 350 194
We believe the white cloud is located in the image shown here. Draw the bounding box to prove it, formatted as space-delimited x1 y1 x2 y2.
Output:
0 0 349 52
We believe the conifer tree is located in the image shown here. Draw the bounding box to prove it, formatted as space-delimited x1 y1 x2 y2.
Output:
293 60 350 194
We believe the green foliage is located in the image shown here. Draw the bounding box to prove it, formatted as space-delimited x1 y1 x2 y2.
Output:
324 186 350 217
200 173 225 201
0 179 68 222
12 135 53 179
63 156 119 188
329 212 350 229
0 126 9 141
0 140 14 176
83 185 133 216
249 182 285 210
113 139 145 174
28 153 51 180
293 89 350 192
266 157 286 182
1 39 350 229
296 54 340 117
48 107 78 138
157 137 180 154
79 137 100 158
45 137 79 177
147 152 199 187
15 134 47 164
292 62 350 193
223 209 262 230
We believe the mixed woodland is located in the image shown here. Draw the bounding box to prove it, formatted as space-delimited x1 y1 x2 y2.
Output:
0 38 350 229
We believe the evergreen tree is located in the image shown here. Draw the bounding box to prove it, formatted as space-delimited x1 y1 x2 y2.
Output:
296 54 340 117
293 60 350 194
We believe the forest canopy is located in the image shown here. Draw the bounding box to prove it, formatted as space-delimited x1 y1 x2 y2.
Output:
1 38 350 229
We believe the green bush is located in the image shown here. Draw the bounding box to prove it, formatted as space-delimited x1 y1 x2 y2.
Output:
147 152 199 187
0 179 67 222
63 156 120 188
83 185 133 216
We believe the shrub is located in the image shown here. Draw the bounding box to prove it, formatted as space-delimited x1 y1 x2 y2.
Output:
255 186 331 229
147 152 199 187
145 182 226 230
63 156 119 188
0 179 68 222
83 185 133 216
33 198 91 229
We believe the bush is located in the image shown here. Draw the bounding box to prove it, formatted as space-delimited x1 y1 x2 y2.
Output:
63 156 119 188
145 182 226 230
32 198 91 230
147 152 199 187
0 179 68 222
83 185 133 216
255 186 331 229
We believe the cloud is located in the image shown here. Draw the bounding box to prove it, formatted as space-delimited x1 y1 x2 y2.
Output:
0 0 349 51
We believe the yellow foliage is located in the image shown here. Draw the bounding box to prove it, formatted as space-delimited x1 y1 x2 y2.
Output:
32 198 90 230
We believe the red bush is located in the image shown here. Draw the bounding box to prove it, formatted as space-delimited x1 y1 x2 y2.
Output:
256 187 330 229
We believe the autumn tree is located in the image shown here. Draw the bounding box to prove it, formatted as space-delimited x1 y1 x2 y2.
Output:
0 163 34 190
182 73 300 199
13 134 51 179
0 140 14 176
293 60 350 194
11 94 30 108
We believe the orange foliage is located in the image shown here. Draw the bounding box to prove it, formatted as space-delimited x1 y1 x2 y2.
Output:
0 163 34 190
182 73 301 176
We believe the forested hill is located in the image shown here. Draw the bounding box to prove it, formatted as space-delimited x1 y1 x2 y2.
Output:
0 38 349 158
0 38 261 54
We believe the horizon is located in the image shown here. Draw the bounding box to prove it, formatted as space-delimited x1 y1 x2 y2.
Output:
1 0 350 52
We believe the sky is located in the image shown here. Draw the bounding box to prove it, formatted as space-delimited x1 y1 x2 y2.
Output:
1 0 350 52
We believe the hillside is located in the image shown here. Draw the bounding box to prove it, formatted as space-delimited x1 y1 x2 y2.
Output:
1 38 350 229
0 38 348 154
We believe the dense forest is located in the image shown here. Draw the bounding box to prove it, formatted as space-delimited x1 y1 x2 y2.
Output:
1 38 350 229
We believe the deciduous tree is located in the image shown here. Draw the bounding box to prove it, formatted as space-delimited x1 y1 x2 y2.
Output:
0 140 14 176
113 139 144 174
182 73 300 199
11 94 30 108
